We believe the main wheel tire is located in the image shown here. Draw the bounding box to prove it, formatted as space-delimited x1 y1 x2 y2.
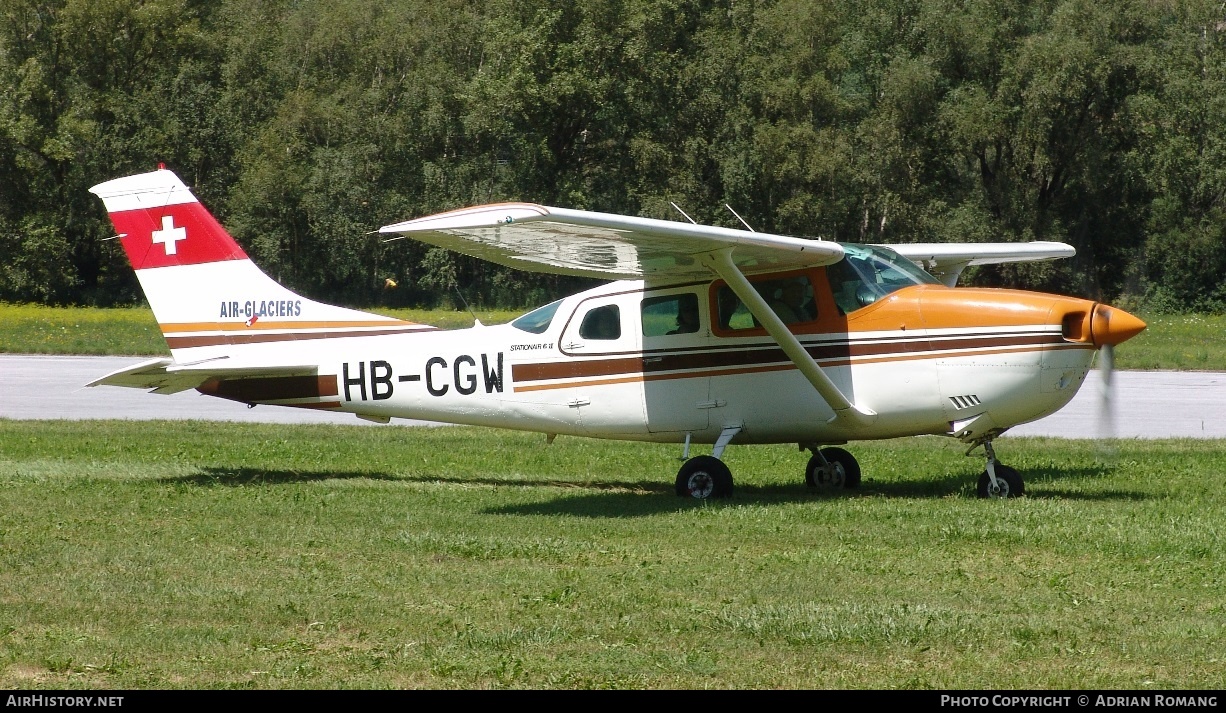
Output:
676 456 734 499
805 447 862 489
976 464 1024 498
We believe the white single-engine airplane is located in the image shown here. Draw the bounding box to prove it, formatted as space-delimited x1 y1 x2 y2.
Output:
89 168 1145 499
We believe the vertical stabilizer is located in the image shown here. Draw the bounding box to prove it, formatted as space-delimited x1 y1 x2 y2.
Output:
90 169 432 362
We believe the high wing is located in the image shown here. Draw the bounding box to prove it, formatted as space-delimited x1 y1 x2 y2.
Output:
882 242 1075 287
379 203 845 280
88 357 319 395
382 202 875 428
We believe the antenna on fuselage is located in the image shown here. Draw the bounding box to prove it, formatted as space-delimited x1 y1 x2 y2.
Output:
670 202 698 225
725 204 755 232
451 281 481 327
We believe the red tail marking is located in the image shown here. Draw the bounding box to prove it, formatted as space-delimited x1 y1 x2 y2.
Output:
109 201 248 270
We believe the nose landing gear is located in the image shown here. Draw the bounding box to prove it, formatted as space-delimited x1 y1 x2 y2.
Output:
973 439 1024 498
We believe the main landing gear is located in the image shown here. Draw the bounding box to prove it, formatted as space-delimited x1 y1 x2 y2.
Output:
676 426 740 499
675 455 734 499
804 446 861 490
973 439 1024 498
674 428 867 500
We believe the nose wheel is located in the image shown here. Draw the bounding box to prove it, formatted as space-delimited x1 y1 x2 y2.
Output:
978 465 1023 498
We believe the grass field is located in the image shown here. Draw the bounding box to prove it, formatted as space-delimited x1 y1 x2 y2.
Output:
2 303 1223 370
1 421 1223 689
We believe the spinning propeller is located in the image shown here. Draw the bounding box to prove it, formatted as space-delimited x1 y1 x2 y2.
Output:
1089 304 1144 442
1098 339 1116 441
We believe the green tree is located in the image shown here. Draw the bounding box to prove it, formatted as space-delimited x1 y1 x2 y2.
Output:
0 0 224 304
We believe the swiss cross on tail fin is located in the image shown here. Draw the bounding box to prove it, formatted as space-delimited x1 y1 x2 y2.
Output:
90 169 248 270
150 215 186 255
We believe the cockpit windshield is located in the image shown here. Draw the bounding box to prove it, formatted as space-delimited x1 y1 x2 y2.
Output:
828 243 940 315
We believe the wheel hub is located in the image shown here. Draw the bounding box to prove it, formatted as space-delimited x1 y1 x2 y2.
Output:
817 463 845 487
687 472 715 499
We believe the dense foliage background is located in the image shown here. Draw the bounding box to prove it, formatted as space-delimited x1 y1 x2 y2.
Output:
2 0 1225 311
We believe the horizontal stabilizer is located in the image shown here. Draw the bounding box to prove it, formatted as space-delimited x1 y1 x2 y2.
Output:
88 358 318 395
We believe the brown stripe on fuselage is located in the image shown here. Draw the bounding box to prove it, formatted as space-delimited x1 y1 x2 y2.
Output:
166 327 431 349
512 332 1064 383
197 375 338 402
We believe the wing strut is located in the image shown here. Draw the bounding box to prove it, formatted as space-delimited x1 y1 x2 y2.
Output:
701 248 877 429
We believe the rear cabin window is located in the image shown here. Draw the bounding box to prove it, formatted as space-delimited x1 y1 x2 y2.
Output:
716 275 817 332
642 293 700 337
579 304 622 340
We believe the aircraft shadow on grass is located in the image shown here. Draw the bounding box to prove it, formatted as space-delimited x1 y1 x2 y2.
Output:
162 466 404 486
851 462 1126 499
157 463 1140 517
486 463 1146 517
162 466 673 492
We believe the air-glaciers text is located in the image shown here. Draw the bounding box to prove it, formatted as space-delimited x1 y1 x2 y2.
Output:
218 300 302 319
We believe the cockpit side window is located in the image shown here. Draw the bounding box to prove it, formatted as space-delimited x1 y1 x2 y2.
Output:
764 276 816 324
716 286 754 331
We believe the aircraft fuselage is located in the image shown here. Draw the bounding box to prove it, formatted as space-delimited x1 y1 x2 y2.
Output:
197 277 1101 446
